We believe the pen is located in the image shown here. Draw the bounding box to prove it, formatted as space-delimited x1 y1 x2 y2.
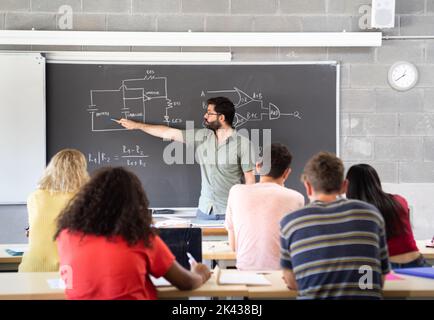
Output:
186 252 197 265
110 118 119 123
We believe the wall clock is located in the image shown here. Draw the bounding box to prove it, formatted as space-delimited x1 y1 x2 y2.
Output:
388 61 418 91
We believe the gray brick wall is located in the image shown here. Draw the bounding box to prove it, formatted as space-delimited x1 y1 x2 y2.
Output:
0 0 30 12
1 0 434 237
133 0 180 14
31 0 81 12
182 0 229 14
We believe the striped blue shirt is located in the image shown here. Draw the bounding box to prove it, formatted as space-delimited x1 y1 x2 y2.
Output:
280 198 390 299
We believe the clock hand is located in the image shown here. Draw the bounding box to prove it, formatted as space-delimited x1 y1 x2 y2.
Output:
394 72 407 82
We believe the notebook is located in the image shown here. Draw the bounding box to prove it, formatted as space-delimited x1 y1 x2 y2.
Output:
5 246 29 256
394 267 434 280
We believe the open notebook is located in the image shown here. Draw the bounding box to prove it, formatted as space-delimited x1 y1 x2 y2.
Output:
215 267 271 286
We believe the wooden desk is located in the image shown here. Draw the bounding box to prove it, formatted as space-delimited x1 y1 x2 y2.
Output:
0 272 247 300
157 272 247 299
0 244 26 271
201 227 227 237
1 270 434 299
383 273 434 298
243 270 434 299
202 241 235 261
0 244 23 264
416 240 434 260
0 272 64 300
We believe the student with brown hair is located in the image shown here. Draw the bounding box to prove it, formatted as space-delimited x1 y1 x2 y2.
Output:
280 152 390 299
55 167 210 300
19 149 89 272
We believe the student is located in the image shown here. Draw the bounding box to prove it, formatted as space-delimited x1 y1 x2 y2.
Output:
346 164 431 269
55 167 211 300
18 149 89 272
225 143 304 270
280 152 390 299
118 97 255 220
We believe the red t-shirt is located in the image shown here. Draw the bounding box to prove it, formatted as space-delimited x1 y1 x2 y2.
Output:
387 194 419 256
57 230 175 300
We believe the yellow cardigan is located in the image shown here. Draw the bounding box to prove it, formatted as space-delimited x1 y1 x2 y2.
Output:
18 189 74 272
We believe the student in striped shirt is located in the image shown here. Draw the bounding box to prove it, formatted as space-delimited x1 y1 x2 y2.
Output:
280 152 390 299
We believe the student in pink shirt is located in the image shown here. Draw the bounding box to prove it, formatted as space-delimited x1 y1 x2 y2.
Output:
224 143 305 270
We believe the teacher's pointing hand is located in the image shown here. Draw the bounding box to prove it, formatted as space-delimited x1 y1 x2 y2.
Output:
118 118 143 130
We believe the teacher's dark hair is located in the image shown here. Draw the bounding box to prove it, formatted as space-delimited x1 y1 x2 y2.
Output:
54 167 155 246
207 97 235 127
346 164 406 239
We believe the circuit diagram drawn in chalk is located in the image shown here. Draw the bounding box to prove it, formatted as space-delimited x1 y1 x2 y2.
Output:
86 71 182 132
203 87 302 128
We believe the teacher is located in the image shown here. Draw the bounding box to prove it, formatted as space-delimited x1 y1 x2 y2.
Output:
118 97 256 220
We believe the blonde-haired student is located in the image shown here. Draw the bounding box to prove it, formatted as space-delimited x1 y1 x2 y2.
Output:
18 149 89 272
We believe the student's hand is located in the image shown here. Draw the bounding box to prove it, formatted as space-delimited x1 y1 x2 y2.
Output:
191 263 211 284
118 118 143 130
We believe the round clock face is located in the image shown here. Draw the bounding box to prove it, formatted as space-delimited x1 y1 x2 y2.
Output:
388 62 418 91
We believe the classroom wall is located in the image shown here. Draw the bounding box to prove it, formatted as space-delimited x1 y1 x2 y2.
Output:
1 0 434 240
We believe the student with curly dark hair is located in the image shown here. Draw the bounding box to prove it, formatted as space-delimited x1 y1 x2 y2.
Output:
55 167 210 300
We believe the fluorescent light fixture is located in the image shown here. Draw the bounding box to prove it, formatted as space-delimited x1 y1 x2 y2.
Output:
0 30 382 47
45 51 232 64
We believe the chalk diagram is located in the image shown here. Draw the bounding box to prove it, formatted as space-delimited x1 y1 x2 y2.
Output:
86 74 181 132
87 73 301 132
88 145 149 168
205 87 302 128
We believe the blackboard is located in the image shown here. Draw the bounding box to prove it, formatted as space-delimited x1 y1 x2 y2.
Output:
46 62 338 208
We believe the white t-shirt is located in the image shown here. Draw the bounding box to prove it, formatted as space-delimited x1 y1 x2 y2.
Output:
225 182 305 270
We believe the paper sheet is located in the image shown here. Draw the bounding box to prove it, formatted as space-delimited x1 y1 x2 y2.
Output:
47 279 66 289
386 273 403 281
218 273 271 286
150 276 171 287
154 219 191 228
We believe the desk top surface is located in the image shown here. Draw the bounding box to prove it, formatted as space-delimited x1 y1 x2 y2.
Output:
2 269 434 300
0 244 25 263
2 240 433 264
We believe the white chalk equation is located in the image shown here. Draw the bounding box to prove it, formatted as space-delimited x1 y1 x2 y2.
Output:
87 70 183 132
204 87 302 128
88 145 149 168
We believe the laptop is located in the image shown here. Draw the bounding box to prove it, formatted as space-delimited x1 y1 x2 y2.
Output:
158 227 202 270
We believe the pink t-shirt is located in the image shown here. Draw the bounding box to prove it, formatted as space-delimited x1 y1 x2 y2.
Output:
225 182 305 270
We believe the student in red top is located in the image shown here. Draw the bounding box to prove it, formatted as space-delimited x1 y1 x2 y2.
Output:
54 167 210 300
346 164 431 269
